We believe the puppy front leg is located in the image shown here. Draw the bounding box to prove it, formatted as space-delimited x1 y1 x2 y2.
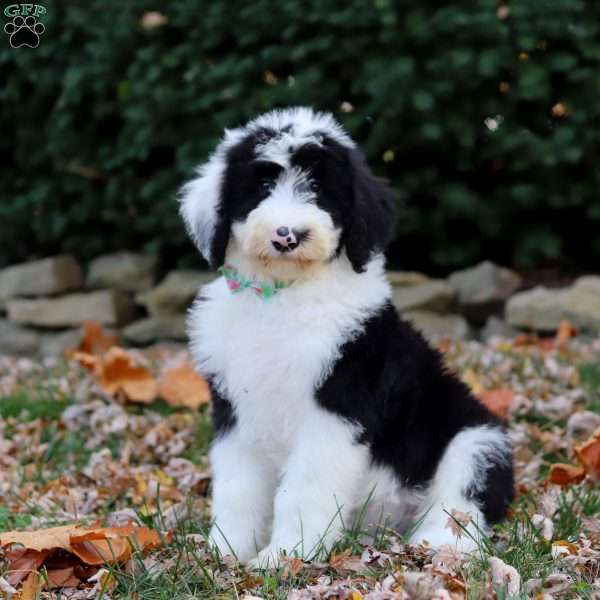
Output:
251 411 369 567
210 429 277 562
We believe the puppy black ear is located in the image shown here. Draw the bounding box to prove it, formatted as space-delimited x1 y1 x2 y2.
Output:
344 149 397 273
179 154 230 270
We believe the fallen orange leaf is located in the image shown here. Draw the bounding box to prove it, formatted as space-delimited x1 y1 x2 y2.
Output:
70 524 165 565
0 524 74 553
158 362 211 409
479 388 514 419
73 347 157 404
46 567 80 589
280 555 306 578
72 351 103 377
574 427 600 480
548 463 586 486
101 347 157 403
1 523 171 591
78 321 119 356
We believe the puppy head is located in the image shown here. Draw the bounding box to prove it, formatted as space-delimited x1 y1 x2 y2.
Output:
180 107 396 278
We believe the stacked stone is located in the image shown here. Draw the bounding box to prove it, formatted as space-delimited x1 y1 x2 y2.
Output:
0 253 213 357
1 253 599 357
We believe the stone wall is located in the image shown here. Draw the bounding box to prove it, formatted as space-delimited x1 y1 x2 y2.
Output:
0 253 210 358
1 254 599 358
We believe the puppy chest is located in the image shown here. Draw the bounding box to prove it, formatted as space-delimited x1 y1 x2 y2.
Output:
192 294 345 442
210 314 328 410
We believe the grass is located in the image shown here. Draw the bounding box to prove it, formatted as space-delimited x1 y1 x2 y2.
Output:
0 506 32 532
0 391 70 421
580 362 600 413
88 482 600 600
1 342 600 598
464 484 600 599
182 408 213 464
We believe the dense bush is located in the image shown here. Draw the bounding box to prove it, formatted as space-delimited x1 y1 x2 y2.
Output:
2 0 599 273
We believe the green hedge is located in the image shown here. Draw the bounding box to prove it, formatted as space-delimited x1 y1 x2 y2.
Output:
2 0 599 273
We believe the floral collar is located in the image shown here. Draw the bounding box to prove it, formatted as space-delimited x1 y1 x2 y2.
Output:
218 264 292 300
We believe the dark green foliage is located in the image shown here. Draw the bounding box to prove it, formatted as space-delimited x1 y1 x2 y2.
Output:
2 0 599 272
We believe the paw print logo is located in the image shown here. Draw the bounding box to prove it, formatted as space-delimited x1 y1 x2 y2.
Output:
4 15 45 48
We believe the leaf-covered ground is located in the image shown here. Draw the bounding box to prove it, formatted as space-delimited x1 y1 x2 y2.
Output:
1 333 599 599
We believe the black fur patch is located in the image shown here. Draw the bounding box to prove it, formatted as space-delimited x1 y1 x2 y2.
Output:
343 150 397 273
315 302 514 520
208 381 237 438
469 456 515 524
290 139 352 230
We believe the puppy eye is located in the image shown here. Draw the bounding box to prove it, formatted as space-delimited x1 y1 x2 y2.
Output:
309 181 320 192
259 179 273 190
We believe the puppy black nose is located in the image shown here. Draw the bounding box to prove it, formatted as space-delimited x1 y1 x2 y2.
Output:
271 227 300 253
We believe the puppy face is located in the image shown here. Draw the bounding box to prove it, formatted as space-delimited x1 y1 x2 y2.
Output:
180 107 396 277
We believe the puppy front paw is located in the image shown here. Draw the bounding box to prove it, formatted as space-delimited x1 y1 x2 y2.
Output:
247 545 283 570
210 527 259 563
247 543 302 570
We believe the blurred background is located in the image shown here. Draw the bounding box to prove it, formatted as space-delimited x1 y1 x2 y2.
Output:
2 0 599 279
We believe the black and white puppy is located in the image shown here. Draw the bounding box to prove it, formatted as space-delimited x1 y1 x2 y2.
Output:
180 107 514 566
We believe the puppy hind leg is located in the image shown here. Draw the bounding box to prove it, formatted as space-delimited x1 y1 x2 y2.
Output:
409 425 512 552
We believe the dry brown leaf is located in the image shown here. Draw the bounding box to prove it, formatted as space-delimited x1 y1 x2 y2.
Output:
77 321 119 356
479 388 514 419
574 427 600 479
45 567 80 589
329 549 363 573
158 362 211 409
239 573 265 592
73 347 157 403
280 555 306 579
70 524 166 564
0 524 75 553
17 570 41 600
2 547 48 587
72 351 103 377
1 523 170 591
446 509 472 537
548 463 586 486
101 347 157 403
